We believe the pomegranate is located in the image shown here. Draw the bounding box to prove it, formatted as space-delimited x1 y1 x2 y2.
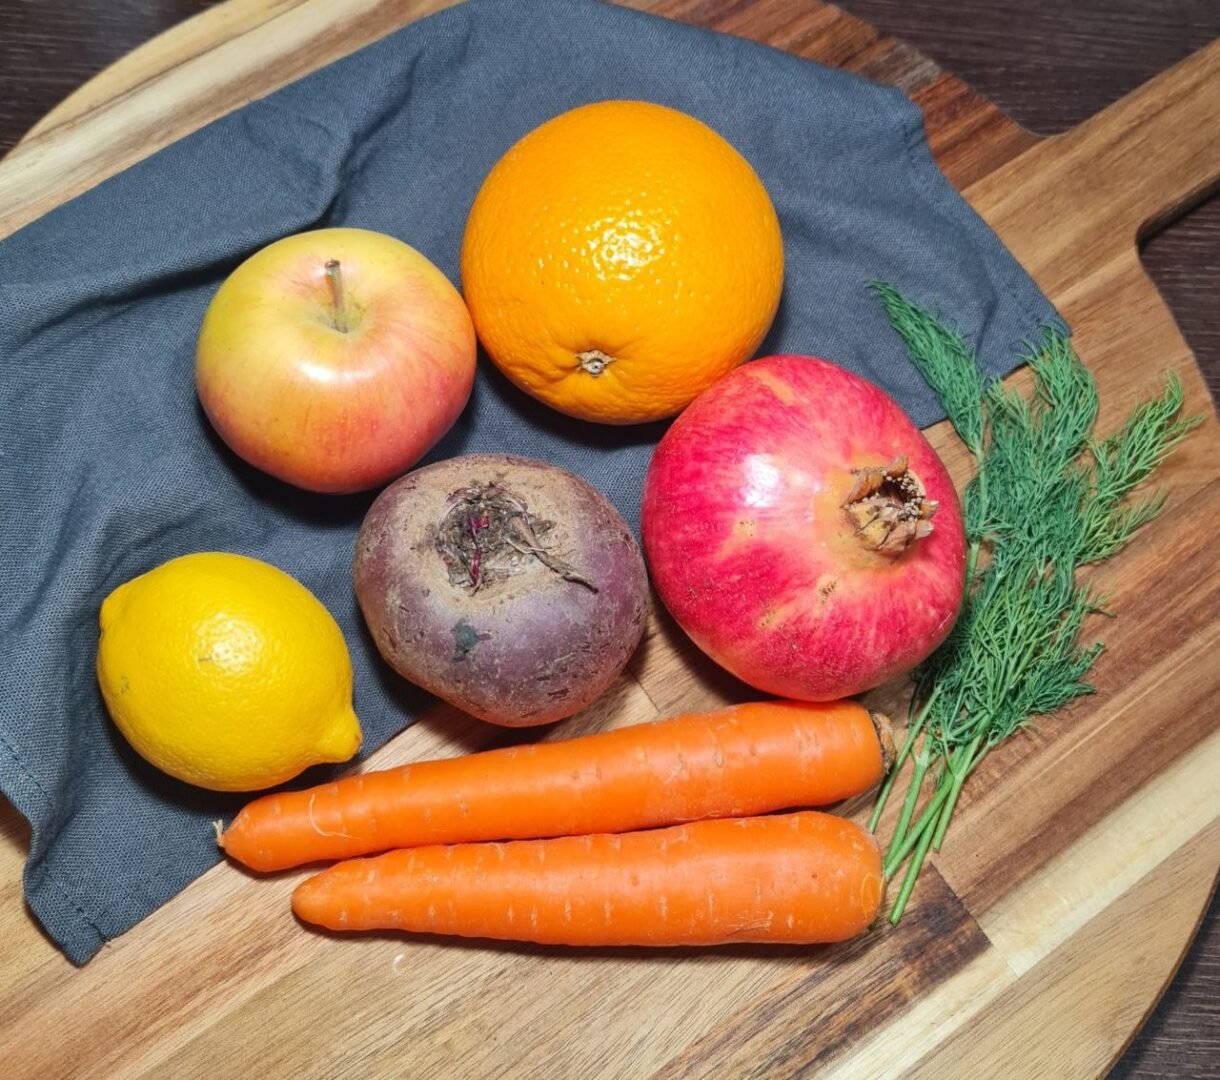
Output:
641 356 966 701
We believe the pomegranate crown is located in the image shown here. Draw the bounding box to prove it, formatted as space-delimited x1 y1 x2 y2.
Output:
842 456 938 557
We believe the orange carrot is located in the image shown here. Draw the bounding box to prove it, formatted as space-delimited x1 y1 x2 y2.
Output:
292 812 884 946
221 700 892 872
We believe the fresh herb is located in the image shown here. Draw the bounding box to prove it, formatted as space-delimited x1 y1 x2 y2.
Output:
867 283 1200 923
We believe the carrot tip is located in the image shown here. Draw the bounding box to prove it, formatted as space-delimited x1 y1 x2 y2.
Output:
213 819 226 848
291 876 325 925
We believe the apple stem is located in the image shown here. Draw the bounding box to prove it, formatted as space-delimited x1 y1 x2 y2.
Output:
324 259 349 333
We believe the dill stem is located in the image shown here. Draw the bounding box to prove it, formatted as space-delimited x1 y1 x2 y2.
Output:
885 744 931 865
932 735 983 851
868 685 940 833
867 752 904 835
883 773 959 879
964 443 987 585
889 807 937 924
964 540 981 592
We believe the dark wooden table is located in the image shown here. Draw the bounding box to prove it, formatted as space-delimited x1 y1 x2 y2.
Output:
1 2 1215 1075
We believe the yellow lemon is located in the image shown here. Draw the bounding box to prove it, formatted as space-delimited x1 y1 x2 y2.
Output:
97 552 361 792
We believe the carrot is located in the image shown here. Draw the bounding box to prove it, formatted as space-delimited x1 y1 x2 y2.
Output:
292 812 884 946
221 700 892 872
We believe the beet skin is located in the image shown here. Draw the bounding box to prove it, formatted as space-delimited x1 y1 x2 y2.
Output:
354 454 648 726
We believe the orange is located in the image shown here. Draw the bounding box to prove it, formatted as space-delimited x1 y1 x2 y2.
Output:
460 101 784 425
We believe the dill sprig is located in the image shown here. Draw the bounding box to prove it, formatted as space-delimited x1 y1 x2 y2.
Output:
866 284 1200 923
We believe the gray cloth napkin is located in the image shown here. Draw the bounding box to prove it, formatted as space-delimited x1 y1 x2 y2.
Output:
0 0 1061 963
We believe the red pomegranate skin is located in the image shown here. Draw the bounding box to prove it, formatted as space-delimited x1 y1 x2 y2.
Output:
641 356 967 701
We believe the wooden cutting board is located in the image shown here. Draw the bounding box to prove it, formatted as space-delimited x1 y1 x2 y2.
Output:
1 2 1217 1076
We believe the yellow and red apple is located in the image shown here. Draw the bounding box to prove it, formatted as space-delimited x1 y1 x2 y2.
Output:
196 228 476 493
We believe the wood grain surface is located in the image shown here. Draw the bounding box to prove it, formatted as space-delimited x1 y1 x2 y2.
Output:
0 2 1217 1077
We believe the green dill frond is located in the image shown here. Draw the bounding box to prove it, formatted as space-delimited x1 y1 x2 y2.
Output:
869 281 986 456
868 284 1202 923
1079 493 1168 563
1075 373 1199 562
1025 331 1098 468
1090 374 1199 509
961 473 989 544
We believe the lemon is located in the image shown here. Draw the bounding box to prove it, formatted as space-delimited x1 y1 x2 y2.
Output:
97 552 362 792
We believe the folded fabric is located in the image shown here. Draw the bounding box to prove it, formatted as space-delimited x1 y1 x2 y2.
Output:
0 0 1061 963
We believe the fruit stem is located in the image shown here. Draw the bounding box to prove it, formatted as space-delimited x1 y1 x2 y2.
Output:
324 259 349 333
577 349 615 376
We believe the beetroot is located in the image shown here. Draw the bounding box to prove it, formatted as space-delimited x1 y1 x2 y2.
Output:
354 454 648 727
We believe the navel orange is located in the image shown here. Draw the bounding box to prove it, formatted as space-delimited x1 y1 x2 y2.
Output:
460 101 784 425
